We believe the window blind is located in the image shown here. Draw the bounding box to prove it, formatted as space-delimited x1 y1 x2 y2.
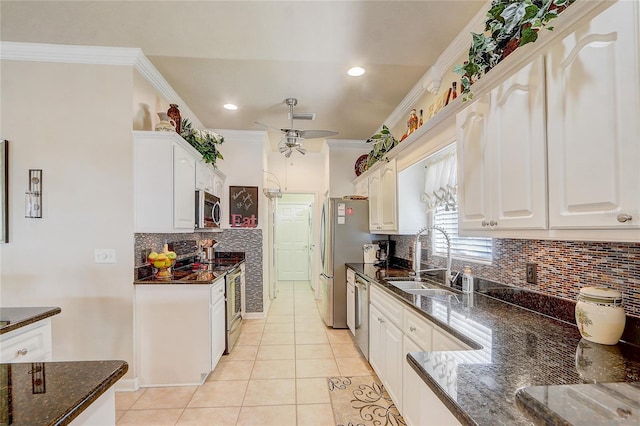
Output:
432 205 492 261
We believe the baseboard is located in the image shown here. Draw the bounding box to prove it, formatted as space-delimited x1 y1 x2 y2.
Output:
114 377 139 392
243 312 265 320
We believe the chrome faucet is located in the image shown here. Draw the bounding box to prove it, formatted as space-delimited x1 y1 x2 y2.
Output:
413 225 456 287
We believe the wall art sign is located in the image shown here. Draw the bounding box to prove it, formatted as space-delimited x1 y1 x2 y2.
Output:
229 186 258 228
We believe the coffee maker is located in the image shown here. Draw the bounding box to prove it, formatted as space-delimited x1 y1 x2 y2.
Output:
374 240 389 267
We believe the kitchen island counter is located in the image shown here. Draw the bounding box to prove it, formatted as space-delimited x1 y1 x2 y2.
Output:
1 360 128 425
347 263 640 425
0 306 61 335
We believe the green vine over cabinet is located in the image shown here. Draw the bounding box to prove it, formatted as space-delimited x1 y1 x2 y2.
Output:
180 118 225 168
453 0 575 99
365 125 398 169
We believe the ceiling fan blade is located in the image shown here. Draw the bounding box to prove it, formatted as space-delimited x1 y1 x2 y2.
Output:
254 121 283 133
298 129 339 139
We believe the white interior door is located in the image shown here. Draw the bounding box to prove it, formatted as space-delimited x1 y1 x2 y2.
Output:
276 203 311 281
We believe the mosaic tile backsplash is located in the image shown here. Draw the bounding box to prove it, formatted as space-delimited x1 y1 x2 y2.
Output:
390 236 640 319
134 229 264 313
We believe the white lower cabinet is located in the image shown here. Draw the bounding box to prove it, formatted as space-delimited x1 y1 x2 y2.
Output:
370 285 471 424
135 279 226 387
210 281 226 369
0 319 52 363
369 303 403 411
347 268 356 335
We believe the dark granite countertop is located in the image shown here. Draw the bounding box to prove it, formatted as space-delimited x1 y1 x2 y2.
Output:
134 258 243 285
0 307 61 335
346 263 640 426
1 360 128 426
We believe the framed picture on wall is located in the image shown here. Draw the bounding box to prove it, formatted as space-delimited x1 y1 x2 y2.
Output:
229 186 258 228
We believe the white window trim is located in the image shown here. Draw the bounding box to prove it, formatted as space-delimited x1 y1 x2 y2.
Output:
430 205 493 263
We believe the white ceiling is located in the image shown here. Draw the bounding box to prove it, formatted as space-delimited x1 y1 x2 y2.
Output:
1 1 485 147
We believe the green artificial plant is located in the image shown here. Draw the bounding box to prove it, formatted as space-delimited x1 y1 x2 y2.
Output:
180 118 224 167
365 125 398 169
453 0 575 99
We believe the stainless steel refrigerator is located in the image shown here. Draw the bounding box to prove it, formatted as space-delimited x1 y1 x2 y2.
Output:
319 198 372 328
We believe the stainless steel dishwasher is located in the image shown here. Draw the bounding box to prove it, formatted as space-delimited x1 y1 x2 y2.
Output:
354 273 370 360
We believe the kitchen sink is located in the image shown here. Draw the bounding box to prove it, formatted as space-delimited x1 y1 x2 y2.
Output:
403 288 457 297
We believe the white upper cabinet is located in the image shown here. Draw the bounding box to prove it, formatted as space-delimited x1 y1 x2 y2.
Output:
380 159 398 232
489 55 547 230
458 57 547 233
368 158 399 233
173 143 196 230
457 93 491 231
196 161 215 193
134 131 196 233
546 0 639 229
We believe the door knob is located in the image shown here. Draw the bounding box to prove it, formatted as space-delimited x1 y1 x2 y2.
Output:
617 213 632 223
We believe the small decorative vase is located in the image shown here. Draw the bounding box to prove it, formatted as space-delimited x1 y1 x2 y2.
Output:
575 286 625 345
155 112 176 132
167 104 181 134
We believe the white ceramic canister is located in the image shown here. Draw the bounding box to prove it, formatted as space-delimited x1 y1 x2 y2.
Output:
575 286 626 345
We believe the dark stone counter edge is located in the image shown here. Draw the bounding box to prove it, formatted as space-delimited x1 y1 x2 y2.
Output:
406 353 478 426
0 307 61 335
54 361 129 426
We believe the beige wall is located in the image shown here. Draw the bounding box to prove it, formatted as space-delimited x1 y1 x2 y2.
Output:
329 144 370 198
0 61 135 381
132 71 170 131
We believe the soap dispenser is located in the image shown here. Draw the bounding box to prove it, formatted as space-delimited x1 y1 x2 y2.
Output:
462 266 474 293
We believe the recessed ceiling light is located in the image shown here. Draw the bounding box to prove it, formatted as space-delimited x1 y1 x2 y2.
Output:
223 103 238 110
347 67 365 77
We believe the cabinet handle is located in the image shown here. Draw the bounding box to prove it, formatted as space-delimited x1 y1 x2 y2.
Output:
617 213 633 223
17 348 28 356
489 220 497 226
482 221 489 227
410 326 416 332
378 317 385 323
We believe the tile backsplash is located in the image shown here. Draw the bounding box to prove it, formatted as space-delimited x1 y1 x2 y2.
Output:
134 229 264 313
390 236 640 318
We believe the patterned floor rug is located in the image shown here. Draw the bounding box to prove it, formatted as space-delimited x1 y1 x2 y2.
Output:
328 376 406 426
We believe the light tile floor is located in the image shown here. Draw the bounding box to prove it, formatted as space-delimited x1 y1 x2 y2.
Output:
116 281 372 425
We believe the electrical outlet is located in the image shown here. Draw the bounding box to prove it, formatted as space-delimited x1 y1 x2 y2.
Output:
95 249 116 264
526 263 537 284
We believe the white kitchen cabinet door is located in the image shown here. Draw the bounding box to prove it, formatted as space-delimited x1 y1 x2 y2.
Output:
457 94 491 231
196 161 215 193
354 177 368 197
368 303 383 376
368 169 382 231
546 0 640 230
380 158 398 232
173 143 196 230
382 317 403 412
489 55 547 230
402 335 425 426
213 171 225 198
211 282 226 369
347 268 356 335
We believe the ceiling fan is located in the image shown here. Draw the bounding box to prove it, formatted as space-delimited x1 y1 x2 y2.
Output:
255 98 338 157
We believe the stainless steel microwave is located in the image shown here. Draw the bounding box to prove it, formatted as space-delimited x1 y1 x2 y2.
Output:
195 190 221 230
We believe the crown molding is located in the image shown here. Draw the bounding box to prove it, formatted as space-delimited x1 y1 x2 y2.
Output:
382 0 489 129
0 41 204 128
0 41 141 65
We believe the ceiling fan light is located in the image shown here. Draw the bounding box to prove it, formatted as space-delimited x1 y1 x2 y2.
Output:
348 66 365 77
223 103 238 110
296 146 306 155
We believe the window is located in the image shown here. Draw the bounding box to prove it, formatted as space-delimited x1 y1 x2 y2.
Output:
432 204 492 261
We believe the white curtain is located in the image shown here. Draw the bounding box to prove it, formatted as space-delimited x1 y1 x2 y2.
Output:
422 144 457 211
